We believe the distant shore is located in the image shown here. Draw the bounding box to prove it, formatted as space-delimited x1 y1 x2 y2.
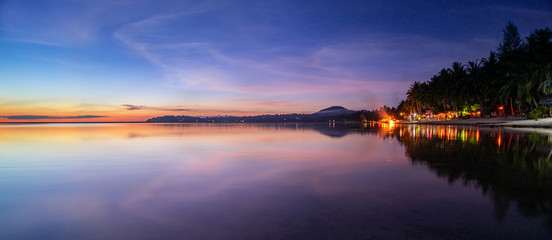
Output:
397 117 552 128
2 118 552 129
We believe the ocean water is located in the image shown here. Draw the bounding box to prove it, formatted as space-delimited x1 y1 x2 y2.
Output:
0 123 550 239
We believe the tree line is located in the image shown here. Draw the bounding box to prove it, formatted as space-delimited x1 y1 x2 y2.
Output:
398 22 552 119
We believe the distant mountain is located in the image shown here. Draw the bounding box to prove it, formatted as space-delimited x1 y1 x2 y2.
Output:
313 106 355 115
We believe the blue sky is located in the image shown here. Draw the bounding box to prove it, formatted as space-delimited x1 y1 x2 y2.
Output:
1 0 551 120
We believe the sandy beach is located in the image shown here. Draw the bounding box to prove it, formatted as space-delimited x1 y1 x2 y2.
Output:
398 117 552 128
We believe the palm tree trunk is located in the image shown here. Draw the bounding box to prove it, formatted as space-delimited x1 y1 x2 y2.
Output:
465 97 474 116
501 100 505 118
532 96 539 108
476 94 485 118
510 98 515 117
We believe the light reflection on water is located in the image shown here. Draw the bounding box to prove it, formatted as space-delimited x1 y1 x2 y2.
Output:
0 123 551 239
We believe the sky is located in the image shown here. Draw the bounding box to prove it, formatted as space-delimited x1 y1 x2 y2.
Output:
1 0 551 122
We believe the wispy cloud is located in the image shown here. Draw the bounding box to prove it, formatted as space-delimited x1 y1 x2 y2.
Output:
228 100 300 108
122 104 190 111
0 38 61 46
472 38 499 46
252 101 299 108
1 115 106 120
494 6 552 17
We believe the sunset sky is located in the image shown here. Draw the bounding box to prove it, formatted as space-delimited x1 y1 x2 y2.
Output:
1 0 551 122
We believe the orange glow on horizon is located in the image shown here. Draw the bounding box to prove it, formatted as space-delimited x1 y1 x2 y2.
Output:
0 105 319 123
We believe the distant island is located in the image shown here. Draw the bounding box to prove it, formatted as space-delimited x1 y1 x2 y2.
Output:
146 106 393 123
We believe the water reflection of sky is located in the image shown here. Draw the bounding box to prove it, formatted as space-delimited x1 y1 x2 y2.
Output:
0 123 549 239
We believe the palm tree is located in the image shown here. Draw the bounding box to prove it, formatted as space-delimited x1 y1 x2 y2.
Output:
466 60 485 116
481 51 501 116
437 68 456 112
418 81 432 111
497 22 526 116
428 75 447 111
526 28 552 97
498 79 517 116
407 81 422 114
399 99 414 118
450 62 472 115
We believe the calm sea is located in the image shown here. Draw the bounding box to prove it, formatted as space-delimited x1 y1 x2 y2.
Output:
0 123 550 239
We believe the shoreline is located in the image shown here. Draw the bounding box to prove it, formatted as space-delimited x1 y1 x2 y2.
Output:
2 118 552 129
397 117 552 128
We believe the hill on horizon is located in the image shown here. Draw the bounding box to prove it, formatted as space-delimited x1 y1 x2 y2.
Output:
313 106 355 115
